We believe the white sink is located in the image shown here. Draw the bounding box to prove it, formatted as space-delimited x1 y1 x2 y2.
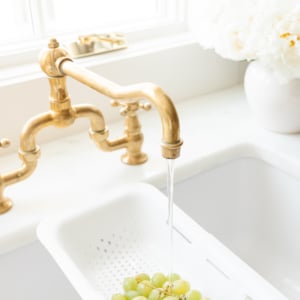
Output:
173 157 300 300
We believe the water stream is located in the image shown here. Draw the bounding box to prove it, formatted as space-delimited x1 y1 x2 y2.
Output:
166 159 175 280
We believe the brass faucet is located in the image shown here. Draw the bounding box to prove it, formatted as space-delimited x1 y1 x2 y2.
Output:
0 38 182 214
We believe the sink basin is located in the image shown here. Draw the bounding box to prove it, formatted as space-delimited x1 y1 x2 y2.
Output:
173 157 300 300
0 153 298 300
37 182 287 300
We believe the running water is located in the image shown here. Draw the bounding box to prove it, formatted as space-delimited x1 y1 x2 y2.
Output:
166 158 175 281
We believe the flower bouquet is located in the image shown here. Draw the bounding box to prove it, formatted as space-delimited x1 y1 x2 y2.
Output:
191 0 300 132
192 0 300 82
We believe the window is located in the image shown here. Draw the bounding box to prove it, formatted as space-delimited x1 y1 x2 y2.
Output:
42 0 161 35
0 0 187 67
0 1 33 46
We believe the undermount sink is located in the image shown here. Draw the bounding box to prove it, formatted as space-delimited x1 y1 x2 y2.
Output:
0 151 299 300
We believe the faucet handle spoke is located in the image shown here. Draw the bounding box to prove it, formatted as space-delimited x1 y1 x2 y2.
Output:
110 100 151 116
139 102 151 111
110 99 122 107
0 138 10 149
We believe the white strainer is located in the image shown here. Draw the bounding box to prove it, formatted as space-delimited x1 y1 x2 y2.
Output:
37 183 287 300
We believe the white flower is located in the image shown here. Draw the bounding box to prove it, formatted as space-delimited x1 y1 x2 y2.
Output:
192 0 300 81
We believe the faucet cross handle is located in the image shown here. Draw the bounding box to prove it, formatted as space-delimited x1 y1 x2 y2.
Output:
110 99 149 164
111 99 151 116
0 138 10 149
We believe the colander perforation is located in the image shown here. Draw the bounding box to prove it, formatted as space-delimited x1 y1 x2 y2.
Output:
86 226 164 298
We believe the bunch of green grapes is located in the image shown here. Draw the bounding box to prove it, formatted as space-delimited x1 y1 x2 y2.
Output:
111 272 209 300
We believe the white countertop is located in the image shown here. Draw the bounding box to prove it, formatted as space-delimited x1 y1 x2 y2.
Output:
1 85 300 255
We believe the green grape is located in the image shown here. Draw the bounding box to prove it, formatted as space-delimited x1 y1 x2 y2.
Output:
123 277 138 292
172 280 190 295
125 290 139 300
162 281 173 295
135 273 150 283
148 289 162 300
186 290 202 300
137 280 153 297
163 296 178 300
118 272 206 300
111 293 127 300
167 273 181 282
132 296 147 300
151 273 167 288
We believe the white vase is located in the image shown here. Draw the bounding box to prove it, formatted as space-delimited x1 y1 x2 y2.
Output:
244 61 300 133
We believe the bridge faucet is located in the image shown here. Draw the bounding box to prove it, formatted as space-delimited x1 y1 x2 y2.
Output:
0 38 182 214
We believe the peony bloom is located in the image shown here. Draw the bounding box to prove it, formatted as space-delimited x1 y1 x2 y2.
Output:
191 0 300 81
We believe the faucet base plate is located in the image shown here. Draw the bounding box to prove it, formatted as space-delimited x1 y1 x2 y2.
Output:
121 152 148 165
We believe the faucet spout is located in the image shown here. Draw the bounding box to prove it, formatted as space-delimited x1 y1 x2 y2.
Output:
39 38 183 159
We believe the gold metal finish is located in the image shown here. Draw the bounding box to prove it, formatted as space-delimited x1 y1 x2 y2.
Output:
111 100 151 164
0 38 182 214
0 138 10 148
67 33 127 58
0 138 13 214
